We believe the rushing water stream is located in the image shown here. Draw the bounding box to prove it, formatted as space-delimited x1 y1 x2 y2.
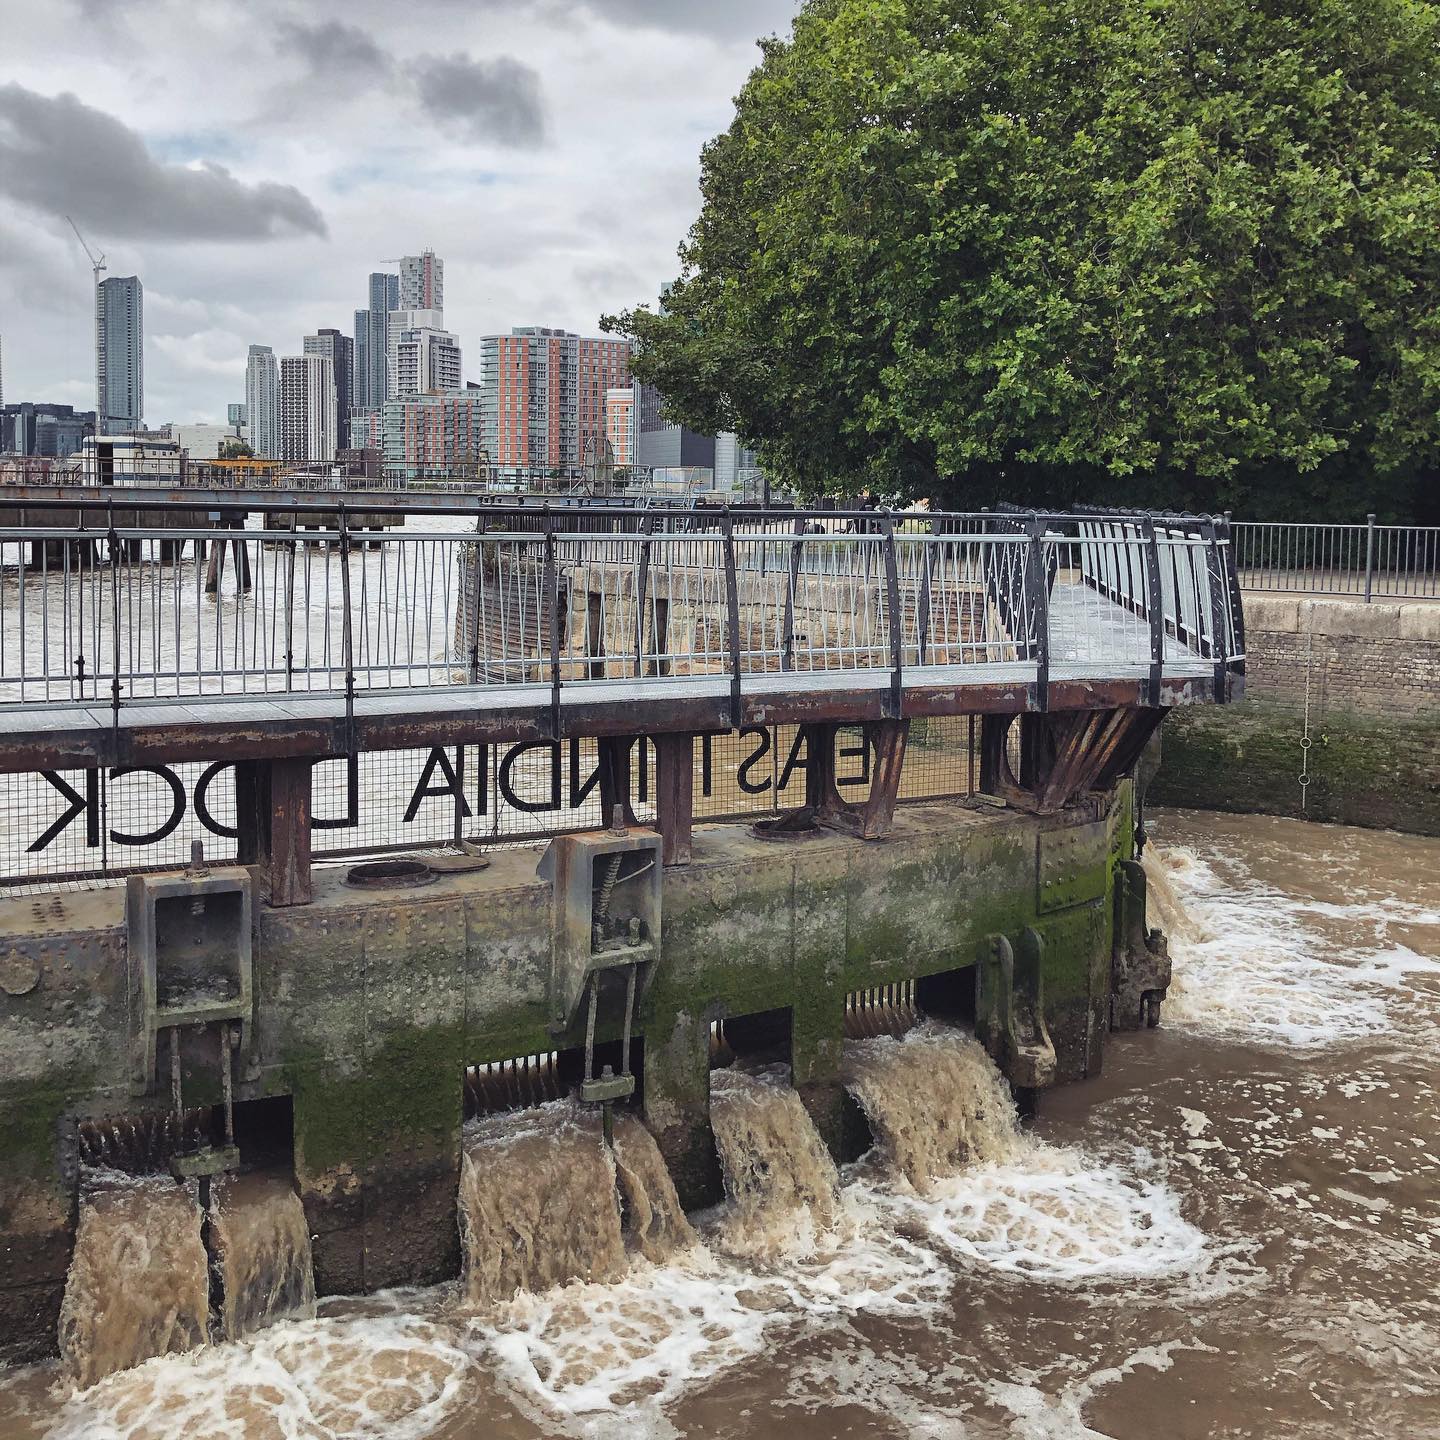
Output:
2 807 1438 1439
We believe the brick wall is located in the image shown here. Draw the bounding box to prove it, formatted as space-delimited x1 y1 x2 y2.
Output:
1239 597 1440 720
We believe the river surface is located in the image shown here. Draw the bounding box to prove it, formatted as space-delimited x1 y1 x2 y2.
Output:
1 807 1437 1439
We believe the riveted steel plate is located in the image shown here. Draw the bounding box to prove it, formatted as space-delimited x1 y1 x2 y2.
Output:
1037 820 1109 914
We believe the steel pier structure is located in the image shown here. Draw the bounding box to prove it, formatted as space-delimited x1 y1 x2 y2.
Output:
0 495 1243 1361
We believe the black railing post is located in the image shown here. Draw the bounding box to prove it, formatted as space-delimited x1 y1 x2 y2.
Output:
338 501 356 755
880 509 903 718
1202 518 1230 703
1025 513 1049 712
284 523 298 691
1218 513 1246 679
635 511 657 678
107 497 121 731
543 507 561 741
1142 515 1164 707
721 506 743 727
916 519 935 665
781 513 805 672
1364 512 1376 603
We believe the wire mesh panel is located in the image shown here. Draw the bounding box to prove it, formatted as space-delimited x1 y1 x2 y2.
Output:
0 762 242 888
0 719 978 889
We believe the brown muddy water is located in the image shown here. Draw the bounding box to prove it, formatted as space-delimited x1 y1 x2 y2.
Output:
1 808 1437 1440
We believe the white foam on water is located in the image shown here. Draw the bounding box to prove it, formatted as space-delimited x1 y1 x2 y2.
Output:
986 1339 1211 1439
874 1144 1210 1285
1146 844 1439 1047
842 1026 1210 1287
470 1252 771 1420
45 1314 474 1440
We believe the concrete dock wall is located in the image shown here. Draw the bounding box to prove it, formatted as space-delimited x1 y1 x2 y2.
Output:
1154 597 1440 834
0 792 1133 1363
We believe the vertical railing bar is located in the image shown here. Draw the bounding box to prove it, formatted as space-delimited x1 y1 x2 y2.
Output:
881 510 903 717
721 507 743 727
339 502 355 756
1026 513 1049 711
544 509 560 740
107 500 122 730
1142 515 1164 706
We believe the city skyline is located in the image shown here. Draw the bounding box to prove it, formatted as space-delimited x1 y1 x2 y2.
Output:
0 0 795 423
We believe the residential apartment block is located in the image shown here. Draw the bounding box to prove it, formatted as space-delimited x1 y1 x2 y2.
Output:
244 345 279 460
278 354 337 465
479 327 631 472
381 389 485 479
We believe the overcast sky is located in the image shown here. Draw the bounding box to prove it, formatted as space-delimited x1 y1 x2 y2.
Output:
0 0 795 424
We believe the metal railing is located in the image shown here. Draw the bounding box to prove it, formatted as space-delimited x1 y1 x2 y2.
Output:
1231 516 1440 601
0 498 1243 716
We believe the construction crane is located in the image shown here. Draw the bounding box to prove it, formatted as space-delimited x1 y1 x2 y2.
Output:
66 217 106 433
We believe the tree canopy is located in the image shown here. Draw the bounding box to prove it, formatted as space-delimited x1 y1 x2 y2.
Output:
605 0 1440 517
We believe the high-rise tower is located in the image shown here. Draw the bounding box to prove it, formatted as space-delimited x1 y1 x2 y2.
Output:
96 275 143 434
354 271 399 415
244 345 279 459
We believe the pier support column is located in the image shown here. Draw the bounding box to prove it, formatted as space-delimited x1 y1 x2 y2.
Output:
596 736 640 829
792 846 848 1161
236 758 313 906
653 732 694 866
643 1006 721 1210
858 718 909 839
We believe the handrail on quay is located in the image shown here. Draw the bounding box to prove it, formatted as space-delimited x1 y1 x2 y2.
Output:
1230 516 1440 602
0 496 1245 772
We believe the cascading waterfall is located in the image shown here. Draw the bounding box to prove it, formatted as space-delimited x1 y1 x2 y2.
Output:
57 1174 210 1388
1141 844 1210 947
707 1066 840 1252
459 1102 628 1305
611 1111 696 1263
56 1166 318 1388
209 1172 316 1341
842 1022 1023 1192
842 1022 1207 1280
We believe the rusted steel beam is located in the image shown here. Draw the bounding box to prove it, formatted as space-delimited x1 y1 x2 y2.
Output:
859 719 909 840
0 675 1220 778
265 758 313 907
596 735 641 829
652 732 694 866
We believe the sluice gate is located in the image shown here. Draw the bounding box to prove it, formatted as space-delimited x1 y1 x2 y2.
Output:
0 498 1241 1368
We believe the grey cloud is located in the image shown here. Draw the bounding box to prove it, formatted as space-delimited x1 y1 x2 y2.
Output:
407 53 546 149
573 0 795 36
277 18 393 77
0 85 328 241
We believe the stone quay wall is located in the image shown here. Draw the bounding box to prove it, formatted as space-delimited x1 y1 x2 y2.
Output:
1153 597 1440 834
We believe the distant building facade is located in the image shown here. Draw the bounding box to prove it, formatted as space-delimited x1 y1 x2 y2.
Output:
381 390 485 479
354 271 399 414
173 423 237 460
303 328 355 448
0 402 95 458
393 326 462 396
386 308 444 398
634 382 714 471
245 345 280 459
97 275 143 434
278 354 337 465
604 387 634 466
399 250 443 311
227 402 247 431
480 328 631 472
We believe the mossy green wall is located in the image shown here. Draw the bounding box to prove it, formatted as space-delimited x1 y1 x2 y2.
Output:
1154 699 1440 836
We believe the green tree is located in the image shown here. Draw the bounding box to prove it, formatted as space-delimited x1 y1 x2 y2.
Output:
218 439 254 460
605 0 1440 518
